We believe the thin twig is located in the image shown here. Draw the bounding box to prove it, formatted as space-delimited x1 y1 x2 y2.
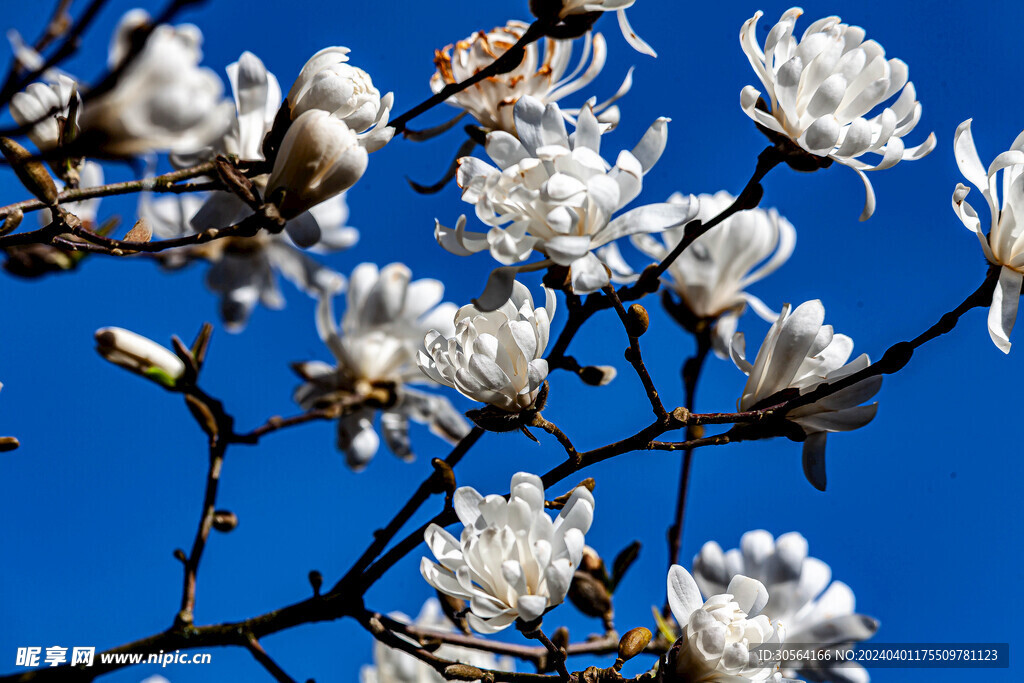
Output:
244 633 298 683
603 285 666 420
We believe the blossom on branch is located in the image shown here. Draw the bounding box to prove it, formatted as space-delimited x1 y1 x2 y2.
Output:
295 263 469 470
666 564 795 682
694 530 878 683
431 21 629 134
730 300 881 490
437 96 697 305
418 281 555 413
77 10 234 156
360 599 514 683
739 8 935 220
952 119 1024 353
421 472 595 633
94 327 185 388
10 74 80 150
632 191 795 356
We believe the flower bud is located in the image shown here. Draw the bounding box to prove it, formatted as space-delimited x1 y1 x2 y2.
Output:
212 510 238 532
567 571 612 618
94 327 186 388
308 570 323 596
265 110 368 220
0 137 58 205
290 62 382 132
578 364 617 386
0 436 20 452
617 627 651 662
444 665 487 681
626 304 649 337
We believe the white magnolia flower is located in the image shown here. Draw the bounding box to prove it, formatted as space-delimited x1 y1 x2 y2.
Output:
9 74 80 150
360 599 514 683
144 190 352 331
418 281 555 412
632 191 795 357
77 10 233 156
952 119 1024 353
730 299 881 490
94 327 185 388
437 96 697 304
431 22 629 134
296 263 470 470
739 8 935 220
667 565 795 682
694 530 878 683
421 472 595 633
557 1 655 58
286 46 394 153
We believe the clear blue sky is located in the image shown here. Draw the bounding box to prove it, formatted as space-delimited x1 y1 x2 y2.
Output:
1 1 1021 682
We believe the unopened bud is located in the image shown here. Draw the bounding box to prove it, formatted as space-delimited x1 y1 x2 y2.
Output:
436 591 468 633
567 571 612 618
626 304 650 337
444 665 487 681
212 510 238 532
0 209 23 237
431 458 457 495
0 137 58 205
94 327 185 388
123 217 152 243
579 546 605 575
617 627 652 662
551 626 569 651
0 436 20 452
173 548 187 563
578 365 617 386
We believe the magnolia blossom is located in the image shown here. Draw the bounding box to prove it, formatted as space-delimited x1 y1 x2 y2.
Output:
730 300 881 490
952 119 1024 353
295 263 469 470
421 472 595 633
739 8 935 220
77 10 233 155
437 96 697 304
9 74 79 150
632 191 795 356
666 565 794 682
431 22 628 134
94 327 185 388
286 46 394 152
557 0 655 58
360 600 514 683
418 281 555 412
694 530 878 683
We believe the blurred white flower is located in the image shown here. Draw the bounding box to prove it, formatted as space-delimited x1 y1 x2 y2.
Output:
9 74 79 150
431 22 629 134
694 530 878 683
39 161 104 227
632 191 795 357
730 300 881 490
295 263 470 470
265 110 369 219
94 327 185 388
667 564 794 682
557 1 655 58
287 46 394 153
421 472 594 633
418 281 555 412
952 119 1024 354
360 599 514 683
437 96 696 304
739 8 935 220
77 10 234 156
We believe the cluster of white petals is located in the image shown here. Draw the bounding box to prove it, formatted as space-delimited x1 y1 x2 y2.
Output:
360 600 514 683
557 0 655 58
667 565 794 682
952 119 1024 353
632 191 795 356
145 52 357 330
418 281 555 412
295 263 469 470
431 21 628 134
438 96 697 304
730 300 881 490
421 472 594 633
694 530 878 683
739 8 935 220
78 10 234 156
9 74 79 150
94 327 185 388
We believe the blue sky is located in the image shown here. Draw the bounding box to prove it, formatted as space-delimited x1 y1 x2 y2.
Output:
0 1 1021 682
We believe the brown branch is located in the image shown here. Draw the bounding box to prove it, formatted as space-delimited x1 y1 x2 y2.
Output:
603 286 666 420
244 632 299 683
529 414 577 457
519 626 569 680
